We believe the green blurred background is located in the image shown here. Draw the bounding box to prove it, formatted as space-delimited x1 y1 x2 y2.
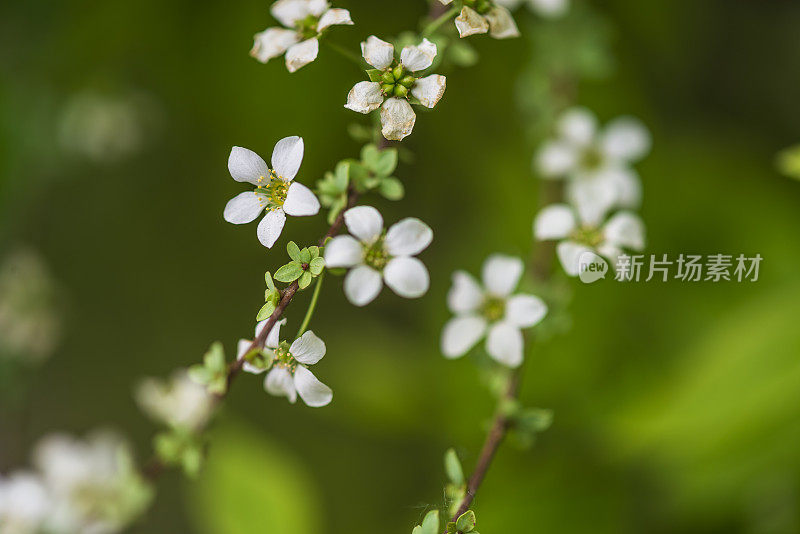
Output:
2 0 800 532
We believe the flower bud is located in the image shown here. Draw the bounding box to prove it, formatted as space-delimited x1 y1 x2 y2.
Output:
399 75 416 88
381 71 395 84
393 84 409 98
381 83 395 95
392 64 405 79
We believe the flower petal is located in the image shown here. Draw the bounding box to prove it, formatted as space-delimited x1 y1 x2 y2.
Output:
343 205 383 243
270 0 312 28
455 6 489 38
380 97 416 141
608 167 642 209
384 257 429 298
344 81 385 114
602 211 645 251
533 203 577 240
441 315 487 359
505 294 547 328
344 265 383 306
558 107 597 147
385 218 433 256
534 140 578 178
271 135 304 181
323 235 363 268
486 6 520 39
285 38 319 72
486 321 524 367
224 191 265 224
293 365 333 407
528 0 570 18
257 209 286 248
239 339 266 375
228 146 269 184
317 8 353 31
256 317 287 348
447 271 484 314
284 182 320 216
400 38 437 71
482 254 523 297
289 330 326 365
361 35 394 69
601 116 650 162
250 28 299 63
264 367 297 403
566 175 617 226
410 74 446 109
307 0 330 17
556 240 593 277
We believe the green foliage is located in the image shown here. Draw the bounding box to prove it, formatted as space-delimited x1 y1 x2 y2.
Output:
316 160 352 224
776 144 800 180
412 510 439 534
444 448 464 486
274 241 324 290
455 510 477 532
257 271 281 321
154 429 205 478
188 342 227 395
501 399 553 449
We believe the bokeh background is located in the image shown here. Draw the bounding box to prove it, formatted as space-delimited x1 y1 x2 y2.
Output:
2 0 800 532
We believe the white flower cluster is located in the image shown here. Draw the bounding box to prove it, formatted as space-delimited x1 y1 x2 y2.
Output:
438 0 520 39
0 432 152 534
533 107 650 275
135 371 216 431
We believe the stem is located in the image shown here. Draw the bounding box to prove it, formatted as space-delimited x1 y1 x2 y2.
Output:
296 271 324 338
323 39 363 67
422 5 459 37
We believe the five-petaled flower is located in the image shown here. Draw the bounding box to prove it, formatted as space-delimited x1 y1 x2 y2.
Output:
438 0 520 39
238 319 333 407
441 255 547 367
324 206 433 306
251 0 353 72
345 36 447 141
534 203 645 276
535 107 651 226
224 136 320 248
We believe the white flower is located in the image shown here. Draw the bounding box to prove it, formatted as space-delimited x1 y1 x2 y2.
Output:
0 472 50 534
448 0 520 39
135 371 215 431
534 203 645 276
441 255 547 368
238 319 332 407
535 107 651 226
32 431 152 534
224 136 320 248
324 206 433 306
251 0 353 72
345 36 446 141
493 0 569 18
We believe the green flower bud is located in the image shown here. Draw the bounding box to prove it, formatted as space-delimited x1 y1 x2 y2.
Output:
399 75 416 88
381 71 395 84
381 83 394 95
393 84 409 98
392 64 404 79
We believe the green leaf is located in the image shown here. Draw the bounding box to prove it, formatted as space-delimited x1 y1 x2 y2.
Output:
360 144 379 167
264 271 276 291
309 257 325 276
378 177 404 200
204 342 226 373
187 365 211 385
299 247 312 264
287 242 302 262
455 510 476 532
366 68 383 82
373 148 398 176
298 270 313 290
444 448 464 485
274 262 303 283
307 246 320 259
256 301 276 321
517 408 554 432
420 510 439 534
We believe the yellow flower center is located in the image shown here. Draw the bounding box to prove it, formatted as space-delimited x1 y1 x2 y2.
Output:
255 170 289 211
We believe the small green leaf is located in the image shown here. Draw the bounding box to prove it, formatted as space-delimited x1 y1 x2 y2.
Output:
455 510 476 532
366 68 383 82
307 246 320 259
378 177 404 200
182 444 204 478
256 301 276 321
309 257 325 276
287 241 302 262
298 271 313 290
264 271 276 291
444 448 464 485
205 342 226 373
420 510 439 534
187 365 211 385
275 262 304 282
374 148 398 176
299 247 312 264
360 144 379 167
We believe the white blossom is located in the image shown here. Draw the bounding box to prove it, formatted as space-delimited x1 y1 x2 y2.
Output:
493 0 569 18
535 107 651 226
345 36 446 141
32 431 152 534
324 206 433 306
441 255 547 368
443 0 519 39
224 136 320 248
251 0 353 72
0 472 50 534
534 203 646 276
238 319 332 407
135 371 215 432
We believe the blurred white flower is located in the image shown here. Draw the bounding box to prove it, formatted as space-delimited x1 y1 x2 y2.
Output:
494 0 569 18
58 90 156 163
135 371 215 432
438 0 519 39
441 255 547 367
32 431 152 534
535 107 651 225
0 249 61 363
224 136 320 248
534 203 645 276
345 36 446 141
251 0 354 72
239 319 332 407
0 472 50 534
324 206 433 306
